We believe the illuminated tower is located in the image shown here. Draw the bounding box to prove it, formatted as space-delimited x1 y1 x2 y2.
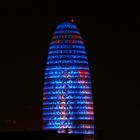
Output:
43 21 94 139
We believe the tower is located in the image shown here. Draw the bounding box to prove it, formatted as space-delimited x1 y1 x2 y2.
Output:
43 22 94 139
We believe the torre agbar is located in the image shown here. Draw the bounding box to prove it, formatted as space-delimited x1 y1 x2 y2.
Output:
43 22 94 138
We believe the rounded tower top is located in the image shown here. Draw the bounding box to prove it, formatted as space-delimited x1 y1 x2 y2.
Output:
56 22 78 30
51 21 83 46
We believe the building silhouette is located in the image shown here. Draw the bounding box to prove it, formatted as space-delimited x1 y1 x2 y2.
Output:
43 22 94 139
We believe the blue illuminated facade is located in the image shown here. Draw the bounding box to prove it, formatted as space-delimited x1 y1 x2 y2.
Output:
43 22 94 137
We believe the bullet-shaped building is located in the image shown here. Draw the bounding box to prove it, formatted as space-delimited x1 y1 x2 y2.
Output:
43 22 94 138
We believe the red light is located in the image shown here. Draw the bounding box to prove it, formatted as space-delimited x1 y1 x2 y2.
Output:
74 35 80 39
71 19 74 23
79 70 87 84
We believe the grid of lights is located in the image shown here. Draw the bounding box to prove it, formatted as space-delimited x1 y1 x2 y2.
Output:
43 22 94 135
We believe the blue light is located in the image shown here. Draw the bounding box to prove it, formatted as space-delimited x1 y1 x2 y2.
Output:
43 22 94 136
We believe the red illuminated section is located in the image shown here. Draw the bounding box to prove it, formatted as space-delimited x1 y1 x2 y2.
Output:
74 35 81 39
79 70 94 130
79 70 87 85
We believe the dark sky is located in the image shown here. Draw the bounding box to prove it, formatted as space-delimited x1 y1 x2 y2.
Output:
0 0 140 140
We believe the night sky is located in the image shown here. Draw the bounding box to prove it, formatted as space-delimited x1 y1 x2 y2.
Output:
0 0 140 140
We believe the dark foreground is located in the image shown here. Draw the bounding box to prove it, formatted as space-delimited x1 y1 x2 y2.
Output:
0 130 84 140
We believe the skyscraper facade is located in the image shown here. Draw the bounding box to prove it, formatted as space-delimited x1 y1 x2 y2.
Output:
43 22 94 138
